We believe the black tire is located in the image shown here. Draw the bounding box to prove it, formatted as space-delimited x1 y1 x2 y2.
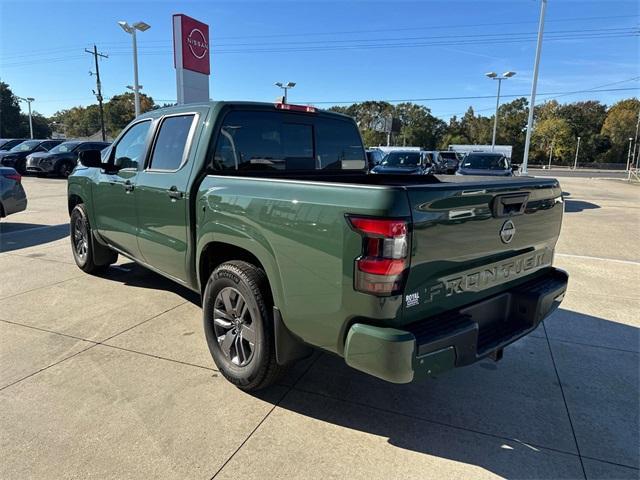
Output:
203 261 285 391
15 159 26 175
70 204 117 274
57 161 75 178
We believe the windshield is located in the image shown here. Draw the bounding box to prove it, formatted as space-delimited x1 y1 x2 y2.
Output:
10 140 40 152
49 142 81 154
382 152 421 167
462 154 508 170
440 152 458 160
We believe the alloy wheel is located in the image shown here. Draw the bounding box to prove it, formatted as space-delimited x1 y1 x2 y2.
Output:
72 216 88 260
213 287 256 367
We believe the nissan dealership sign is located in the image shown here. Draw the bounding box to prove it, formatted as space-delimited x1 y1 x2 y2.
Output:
173 13 210 103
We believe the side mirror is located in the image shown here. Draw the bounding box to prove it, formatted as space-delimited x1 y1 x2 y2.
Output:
78 150 105 168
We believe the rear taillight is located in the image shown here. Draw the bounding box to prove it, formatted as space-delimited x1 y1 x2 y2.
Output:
347 216 409 296
2 172 21 183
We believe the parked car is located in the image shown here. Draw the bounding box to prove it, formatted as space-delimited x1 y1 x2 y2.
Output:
68 101 567 391
365 148 385 169
438 150 461 174
370 150 434 175
26 140 111 178
0 139 64 174
0 139 28 151
0 167 27 219
456 152 517 176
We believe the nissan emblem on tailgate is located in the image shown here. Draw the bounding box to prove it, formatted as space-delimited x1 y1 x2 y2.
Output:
500 220 516 244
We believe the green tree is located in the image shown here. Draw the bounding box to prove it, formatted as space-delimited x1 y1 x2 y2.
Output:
532 117 574 165
104 92 155 137
19 112 52 138
394 102 446 149
0 82 23 137
494 98 528 161
601 98 639 163
557 101 608 164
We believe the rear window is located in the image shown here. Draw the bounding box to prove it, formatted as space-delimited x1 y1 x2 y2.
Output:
462 154 509 170
211 110 365 171
149 115 195 170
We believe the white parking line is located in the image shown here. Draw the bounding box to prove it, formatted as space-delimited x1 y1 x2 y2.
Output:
556 253 640 266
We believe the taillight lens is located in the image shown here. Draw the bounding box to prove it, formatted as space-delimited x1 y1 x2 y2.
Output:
2 172 21 183
348 216 409 296
274 103 317 113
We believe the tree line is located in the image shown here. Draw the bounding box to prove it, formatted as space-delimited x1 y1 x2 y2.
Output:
1 81 637 164
330 97 638 165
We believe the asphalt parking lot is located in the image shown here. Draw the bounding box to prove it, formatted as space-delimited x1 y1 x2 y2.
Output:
0 175 638 479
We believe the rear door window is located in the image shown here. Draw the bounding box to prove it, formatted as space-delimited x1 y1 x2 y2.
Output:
148 115 195 171
212 110 365 171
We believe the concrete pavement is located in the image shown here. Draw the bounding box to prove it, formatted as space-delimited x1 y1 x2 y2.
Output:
0 176 638 479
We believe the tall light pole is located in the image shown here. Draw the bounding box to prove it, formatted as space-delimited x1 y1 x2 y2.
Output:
521 0 548 175
548 139 554 169
18 96 35 139
626 137 634 171
274 82 296 103
485 71 516 151
118 20 150 117
573 136 581 170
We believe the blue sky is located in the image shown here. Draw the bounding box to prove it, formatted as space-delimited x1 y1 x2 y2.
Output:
1 0 638 119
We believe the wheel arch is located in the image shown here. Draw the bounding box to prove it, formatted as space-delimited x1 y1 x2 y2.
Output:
68 193 84 215
198 241 273 298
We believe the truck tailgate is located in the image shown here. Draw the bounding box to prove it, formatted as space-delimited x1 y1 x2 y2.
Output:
402 176 563 325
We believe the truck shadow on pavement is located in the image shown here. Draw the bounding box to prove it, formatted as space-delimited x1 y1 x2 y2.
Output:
268 309 639 478
0 222 69 253
101 261 201 306
563 199 600 213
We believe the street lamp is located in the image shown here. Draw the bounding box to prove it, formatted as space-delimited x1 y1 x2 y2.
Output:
274 82 296 103
626 137 634 171
521 0 548 175
573 136 581 170
118 20 150 117
485 71 516 151
17 97 35 139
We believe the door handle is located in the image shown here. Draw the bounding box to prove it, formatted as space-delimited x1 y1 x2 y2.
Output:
124 180 134 193
167 186 183 200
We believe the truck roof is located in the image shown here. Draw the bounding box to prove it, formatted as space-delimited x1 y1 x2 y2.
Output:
137 101 353 120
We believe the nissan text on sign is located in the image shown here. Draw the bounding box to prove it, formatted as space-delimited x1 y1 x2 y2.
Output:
173 13 210 104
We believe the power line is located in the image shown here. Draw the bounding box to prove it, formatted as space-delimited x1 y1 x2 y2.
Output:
436 76 640 117
302 86 639 106
1 15 637 60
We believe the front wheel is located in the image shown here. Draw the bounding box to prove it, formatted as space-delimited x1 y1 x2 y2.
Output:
58 161 75 178
70 204 116 274
203 261 285 391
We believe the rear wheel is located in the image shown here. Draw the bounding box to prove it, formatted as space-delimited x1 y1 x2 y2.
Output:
203 261 285 391
70 204 116 273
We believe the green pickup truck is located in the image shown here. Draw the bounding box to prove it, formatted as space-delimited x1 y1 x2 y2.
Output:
68 101 568 391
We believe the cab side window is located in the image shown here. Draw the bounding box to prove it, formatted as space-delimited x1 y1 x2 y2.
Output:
112 121 152 170
148 115 195 171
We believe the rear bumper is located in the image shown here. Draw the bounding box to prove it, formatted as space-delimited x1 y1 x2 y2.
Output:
344 267 568 383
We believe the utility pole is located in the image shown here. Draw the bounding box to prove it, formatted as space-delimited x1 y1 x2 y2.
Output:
85 45 108 141
522 0 548 175
548 139 554 169
573 136 581 170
